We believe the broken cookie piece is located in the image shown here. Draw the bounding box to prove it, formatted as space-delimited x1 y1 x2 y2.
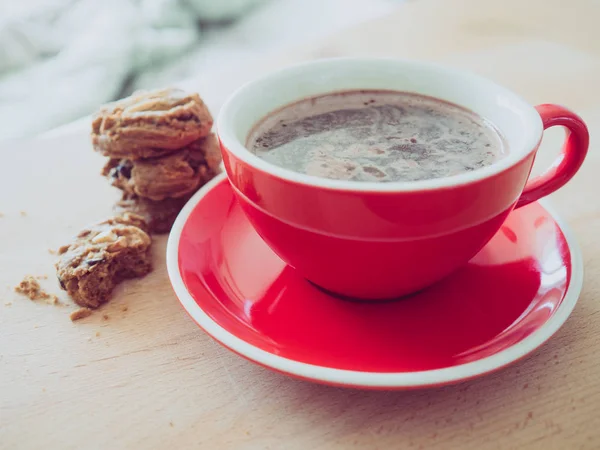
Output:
103 133 221 201
91 88 213 160
56 213 152 309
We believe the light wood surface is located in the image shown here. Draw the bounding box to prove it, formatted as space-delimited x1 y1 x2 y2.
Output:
2 0 600 448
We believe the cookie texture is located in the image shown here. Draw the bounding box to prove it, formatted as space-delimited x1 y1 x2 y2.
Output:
56 213 152 309
91 88 213 160
114 194 191 234
103 133 221 201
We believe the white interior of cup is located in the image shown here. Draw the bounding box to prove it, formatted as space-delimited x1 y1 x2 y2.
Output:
217 57 543 192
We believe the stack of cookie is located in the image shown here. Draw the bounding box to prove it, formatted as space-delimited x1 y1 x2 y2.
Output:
92 88 222 233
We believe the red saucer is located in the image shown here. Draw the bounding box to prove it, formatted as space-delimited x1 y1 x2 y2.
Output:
167 174 583 389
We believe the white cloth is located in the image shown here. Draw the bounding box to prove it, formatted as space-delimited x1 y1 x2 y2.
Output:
0 0 264 139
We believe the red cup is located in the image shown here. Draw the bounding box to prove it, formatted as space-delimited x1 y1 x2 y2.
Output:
217 58 588 299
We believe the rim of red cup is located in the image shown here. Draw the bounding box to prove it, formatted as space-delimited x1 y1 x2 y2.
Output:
217 57 544 192
166 174 583 389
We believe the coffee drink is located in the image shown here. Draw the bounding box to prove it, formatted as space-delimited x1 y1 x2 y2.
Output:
247 90 507 182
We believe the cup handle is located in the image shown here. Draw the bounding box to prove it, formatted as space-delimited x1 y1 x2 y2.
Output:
515 104 589 209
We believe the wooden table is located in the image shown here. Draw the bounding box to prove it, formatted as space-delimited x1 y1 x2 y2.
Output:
2 0 599 448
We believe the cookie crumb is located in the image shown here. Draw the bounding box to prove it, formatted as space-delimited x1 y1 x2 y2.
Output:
0 213 4 218
14 276 63 306
15 276 50 300
42 388 46 392
70 308 93 321
4 301 12 306
102 314 110 321
121 305 129 312
20 211 27 217
169 421 174 428
95 331 100 337
48 248 57 255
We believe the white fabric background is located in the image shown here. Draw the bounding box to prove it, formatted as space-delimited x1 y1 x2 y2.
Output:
0 0 399 139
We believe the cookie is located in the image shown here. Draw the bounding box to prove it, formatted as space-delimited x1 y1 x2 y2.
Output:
91 88 213 160
114 194 191 234
56 213 152 309
103 133 222 201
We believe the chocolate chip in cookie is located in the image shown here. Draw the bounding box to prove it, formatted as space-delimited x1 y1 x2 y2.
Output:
55 214 152 309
